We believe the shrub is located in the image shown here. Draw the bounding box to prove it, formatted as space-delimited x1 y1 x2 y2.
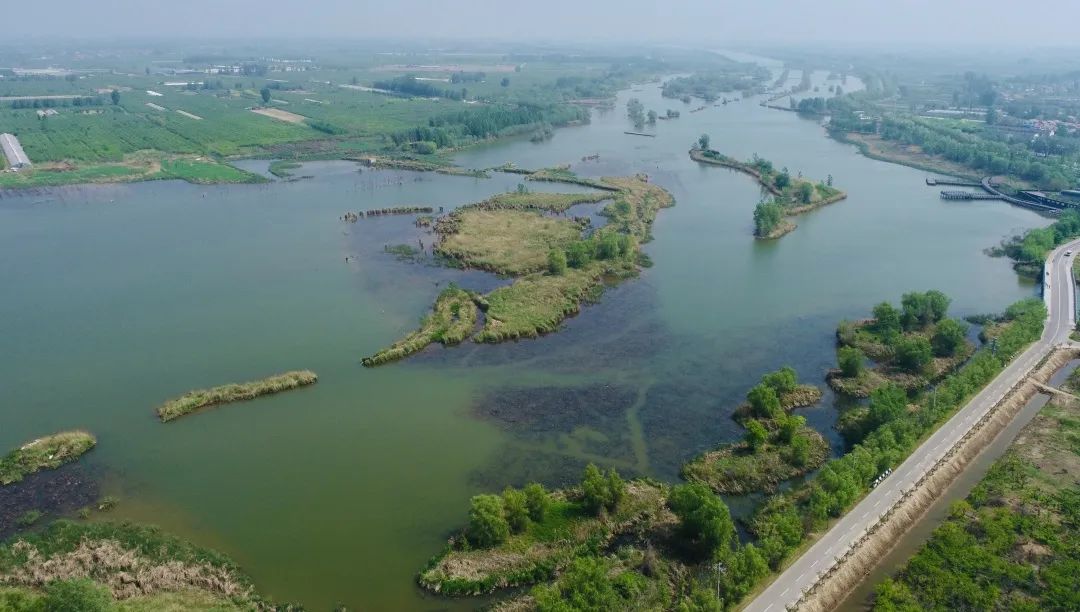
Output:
932 318 969 357
523 482 550 522
581 463 625 515
669 482 735 560
838 346 865 377
566 241 593 268
747 384 781 419
502 487 530 533
895 336 933 373
547 249 567 275
468 494 509 547
777 415 805 444
42 579 114 612
872 302 902 337
533 557 620 611
761 366 798 395
745 419 768 451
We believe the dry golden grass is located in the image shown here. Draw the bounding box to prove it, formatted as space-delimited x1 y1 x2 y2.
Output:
437 209 583 275
4 539 252 601
475 268 602 342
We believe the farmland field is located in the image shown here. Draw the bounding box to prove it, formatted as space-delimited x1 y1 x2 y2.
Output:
0 44 692 187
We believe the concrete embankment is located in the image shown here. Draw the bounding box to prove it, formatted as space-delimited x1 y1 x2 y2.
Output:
796 346 1079 612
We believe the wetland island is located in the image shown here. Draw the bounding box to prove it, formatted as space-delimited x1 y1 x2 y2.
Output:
3 25 1080 612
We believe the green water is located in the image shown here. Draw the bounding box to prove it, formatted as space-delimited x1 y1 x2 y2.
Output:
0 67 1048 609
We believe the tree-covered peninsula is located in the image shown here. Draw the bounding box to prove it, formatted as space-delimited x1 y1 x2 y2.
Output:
690 140 847 239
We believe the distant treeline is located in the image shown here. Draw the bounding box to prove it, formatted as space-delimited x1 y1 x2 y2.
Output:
10 97 105 109
389 103 589 149
661 67 771 101
450 71 486 84
373 76 467 100
832 104 1076 189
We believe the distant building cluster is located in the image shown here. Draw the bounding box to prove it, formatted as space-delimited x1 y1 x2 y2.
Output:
0 133 31 170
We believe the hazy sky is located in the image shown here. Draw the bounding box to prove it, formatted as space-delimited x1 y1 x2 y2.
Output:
12 0 1080 45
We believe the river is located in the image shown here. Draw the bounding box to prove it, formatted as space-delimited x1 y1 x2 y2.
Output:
0 66 1048 609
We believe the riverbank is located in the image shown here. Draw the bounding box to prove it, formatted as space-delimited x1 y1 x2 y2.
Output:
156 370 318 421
0 153 267 189
832 131 984 185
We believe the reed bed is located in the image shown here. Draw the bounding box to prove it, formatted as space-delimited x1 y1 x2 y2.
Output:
0 431 96 485
362 287 478 366
156 370 318 422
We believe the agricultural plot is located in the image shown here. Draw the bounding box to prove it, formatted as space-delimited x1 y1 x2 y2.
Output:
251 107 307 123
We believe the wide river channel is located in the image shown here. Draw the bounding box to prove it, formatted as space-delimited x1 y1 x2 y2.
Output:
0 59 1049 609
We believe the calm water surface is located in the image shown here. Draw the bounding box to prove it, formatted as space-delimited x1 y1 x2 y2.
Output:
0 67 1047 609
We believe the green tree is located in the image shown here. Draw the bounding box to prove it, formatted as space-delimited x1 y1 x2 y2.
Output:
838 346 865 378
468 494 509 547
719 544 769 602
596 232 621 260
669 482 735 560
500 77 510 87
796 181 814 203
502 487 530 533
581 463 625 515
42 579 114 612
747 384 781 419
548 249 567 276
789 434 811 467
872 302 902 337
931 318 968 357
109 89 120 106
523 482 549 522
260 87 271 104
762 366 798 395
778 414 805 443
753 200 784 237
566 241 593 268
745 419 769 451
647 110 657 125
925 290 951 322
895 336 933 373
867 384 907 429
698 133 710 150
773 172 791 190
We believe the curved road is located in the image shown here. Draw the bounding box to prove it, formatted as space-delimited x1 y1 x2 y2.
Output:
745 238 1080 612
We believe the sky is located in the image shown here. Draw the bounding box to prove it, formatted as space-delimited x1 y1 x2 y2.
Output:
10 0 1080 45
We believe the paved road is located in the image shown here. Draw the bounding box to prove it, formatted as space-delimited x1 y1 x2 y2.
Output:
745 238 1080 612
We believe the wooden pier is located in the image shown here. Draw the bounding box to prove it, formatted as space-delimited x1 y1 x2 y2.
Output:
940 190 1001 200
926 177 981 187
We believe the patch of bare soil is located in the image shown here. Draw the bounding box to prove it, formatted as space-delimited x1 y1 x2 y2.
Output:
251 108 306 124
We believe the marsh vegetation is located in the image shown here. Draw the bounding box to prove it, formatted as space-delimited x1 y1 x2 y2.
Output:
156 370 318 421
0 432 96 486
